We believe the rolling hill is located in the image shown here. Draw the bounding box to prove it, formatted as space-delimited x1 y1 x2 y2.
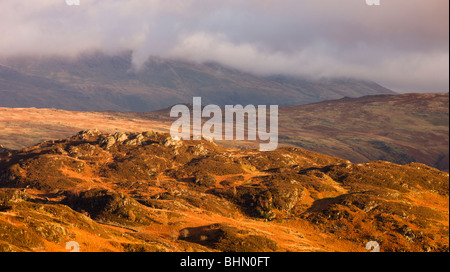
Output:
277 93 449 171
0 93 448 171
138 93 450 172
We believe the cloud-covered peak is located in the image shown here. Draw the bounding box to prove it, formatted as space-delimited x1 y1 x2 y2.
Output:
0 0 448 92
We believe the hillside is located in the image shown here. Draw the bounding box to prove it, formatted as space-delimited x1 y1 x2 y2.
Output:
123 92 450 172
0 93 448 172
0 107 170 150
0 130 448 252
277 93 449 172
0 52 394 111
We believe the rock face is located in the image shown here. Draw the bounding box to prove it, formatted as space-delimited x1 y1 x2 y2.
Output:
0 131 448 252
0 144 9 153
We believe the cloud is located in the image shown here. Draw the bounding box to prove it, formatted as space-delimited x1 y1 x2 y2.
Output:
169 32 449 92
0 0 448 92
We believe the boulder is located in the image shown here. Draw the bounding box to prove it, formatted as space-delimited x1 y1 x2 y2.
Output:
100 135 116 149
77 129 101 140
178 223 279 252
113 132 129 143
124 133 145 146
163 136 183 148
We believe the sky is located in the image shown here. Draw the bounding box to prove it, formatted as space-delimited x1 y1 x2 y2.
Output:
0 0 448 93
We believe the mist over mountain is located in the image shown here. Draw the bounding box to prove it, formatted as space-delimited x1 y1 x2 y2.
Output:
0 52 394 112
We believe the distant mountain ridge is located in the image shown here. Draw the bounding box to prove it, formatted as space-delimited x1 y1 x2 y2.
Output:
0 52 395 111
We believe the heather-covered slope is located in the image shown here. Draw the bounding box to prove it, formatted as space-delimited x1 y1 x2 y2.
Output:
0 130 448 252
277 93 450 171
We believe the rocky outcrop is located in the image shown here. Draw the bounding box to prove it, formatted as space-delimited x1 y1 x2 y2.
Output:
213 179 303 221
63 188 157 226
76 129 101 140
